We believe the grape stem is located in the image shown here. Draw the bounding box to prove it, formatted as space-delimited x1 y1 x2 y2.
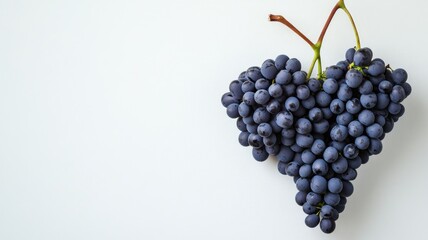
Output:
269 0 361 79
269 14 315 47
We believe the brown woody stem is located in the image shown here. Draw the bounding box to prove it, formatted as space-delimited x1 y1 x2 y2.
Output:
269 14 315 48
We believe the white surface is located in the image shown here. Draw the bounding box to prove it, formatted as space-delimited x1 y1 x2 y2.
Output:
1 0 427 239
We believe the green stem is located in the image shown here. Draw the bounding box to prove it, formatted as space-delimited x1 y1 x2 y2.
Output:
306 0 361 78
269 0 362 79
338 0 361 49
307 52 318 79
306 2 340 79
307 43 322 79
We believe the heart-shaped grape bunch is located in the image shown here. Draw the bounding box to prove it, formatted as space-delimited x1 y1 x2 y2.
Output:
221 0 412 234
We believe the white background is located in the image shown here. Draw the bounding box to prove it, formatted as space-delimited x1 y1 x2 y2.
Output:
1 0 427 239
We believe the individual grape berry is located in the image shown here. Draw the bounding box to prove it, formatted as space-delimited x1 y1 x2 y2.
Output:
243 115 255 125
323 78 339 94
342 168 357 181
277 146 295 163
299 164 313 178
238 131 250 147
253 107 270 124
337 83 353 101
275 54 289 69
226 103 240 118
402 82 412 96
315 91 332 107
252 147 269 161
236 117 247 132
296 178 311 192
301 149 316 164
310 175 327 194
378 80 393 93
360 93 377 109
296 85 311 100
306 192 323 205
353 47 373 66
295 118 312 134
358 110 375 126
245 66 263 82
275 70 292 85
330 125 348 142
266 99 281 114
275 111 294 128
348 156 362 169
295 191 307 206
336 112 353 125
391 68 408 84
346 98 362 114
368 138 383 155
367 60 385 76
311 139 326 155
376 93 390 109
309 108 323 123
301 96 316 109
330 99 345 114
285 97 300 112
268 83 283 98
323 146 338 163
261 59 279 80
293 71 307 85
254 89 270 105
320 205 338 219
390 85 406 103
286 58 301 73
305 214 320 228
313 120 330 134
238 102 251 117
340 181 354 197
229 80 244 99
332 156 348 174
325 65 344 79
359 80 373 95
346 69 363 88
262 135 276 148
242 91 256 106
296 134 314 148
355 135 370 150
277 161 287 175
320 219 336 234
221 92 239 107
348 120 364 137
345 48 356 63
266 144 280 155
256 123 273 137
312 159 329 175
303 202 318 214
241 80 256 93
330 141 346 152
336 60 348 71
366 123 383 138
248 134 263 148
328 178 343 194
308 78 321 92
286 162 301 176
343 143 359 159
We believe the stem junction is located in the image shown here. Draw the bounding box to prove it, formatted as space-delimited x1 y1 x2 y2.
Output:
269 0 361 79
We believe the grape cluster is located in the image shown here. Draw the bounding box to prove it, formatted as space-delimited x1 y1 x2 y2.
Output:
221 47 411 233
221 55 306 161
